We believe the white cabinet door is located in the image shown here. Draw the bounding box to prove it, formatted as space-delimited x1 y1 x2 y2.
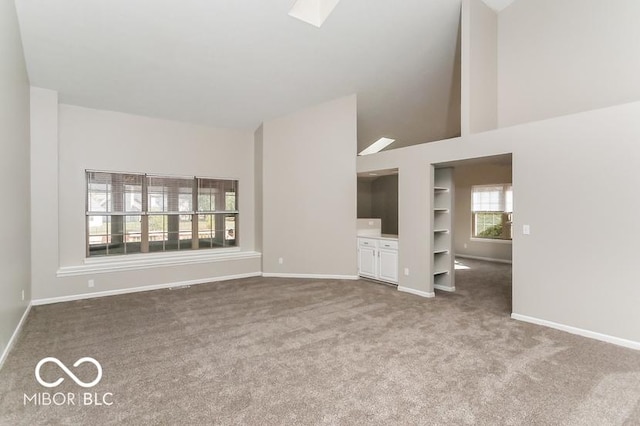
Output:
358 246 377 279
378 249 398 283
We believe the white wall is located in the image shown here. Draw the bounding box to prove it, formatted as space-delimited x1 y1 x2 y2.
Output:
461 0 498 135
0 0 31 361
454 162 512 261
498 0 640 128
358 100 640 344
31 101 260 300
262 95 357 277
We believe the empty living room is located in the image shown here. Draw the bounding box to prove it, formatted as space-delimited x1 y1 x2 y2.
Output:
2 0 640 424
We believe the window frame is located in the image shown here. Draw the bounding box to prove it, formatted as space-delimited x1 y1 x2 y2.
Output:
470 184 513 241
86 171 239 258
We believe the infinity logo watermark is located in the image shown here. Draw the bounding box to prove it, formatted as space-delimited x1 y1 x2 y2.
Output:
35 357 102 388
24 357 113 406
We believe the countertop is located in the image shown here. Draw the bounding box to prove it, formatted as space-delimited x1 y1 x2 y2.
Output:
357 234 398 241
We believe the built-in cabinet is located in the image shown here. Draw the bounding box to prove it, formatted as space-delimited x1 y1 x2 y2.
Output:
357 237 398 284
432 167 455 291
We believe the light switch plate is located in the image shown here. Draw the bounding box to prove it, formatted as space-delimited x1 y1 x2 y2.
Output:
523 225 530 235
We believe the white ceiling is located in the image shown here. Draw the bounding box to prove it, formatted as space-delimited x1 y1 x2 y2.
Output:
15 0 465 152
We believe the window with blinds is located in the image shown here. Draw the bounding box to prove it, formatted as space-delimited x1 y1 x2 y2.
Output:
86 171 238 257
471 184 512 240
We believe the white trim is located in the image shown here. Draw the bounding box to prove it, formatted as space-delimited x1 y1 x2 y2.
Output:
456 254 512 264
470 237 512 244
58 250 261 277
32 272 262 306
398 286 435 298
434 285 456 292
0 303 32 370
511 313 640 351
262 273 359 280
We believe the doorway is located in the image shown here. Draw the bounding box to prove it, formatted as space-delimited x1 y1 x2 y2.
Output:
433 154 513 314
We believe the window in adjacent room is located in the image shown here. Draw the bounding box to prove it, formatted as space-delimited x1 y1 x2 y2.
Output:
86 171 238 257
471 184 512 240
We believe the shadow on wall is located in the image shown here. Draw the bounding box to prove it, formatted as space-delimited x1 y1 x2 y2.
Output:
357 175 398 235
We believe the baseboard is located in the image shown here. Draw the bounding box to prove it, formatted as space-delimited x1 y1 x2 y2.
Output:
32 272 262 306
511 313 640 351
456 254 512 264
398 286 435 298
434 285 456 292
262 273 359 280
0 302 32 370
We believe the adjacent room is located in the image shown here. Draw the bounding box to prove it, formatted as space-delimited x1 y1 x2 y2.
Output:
2 0 640 424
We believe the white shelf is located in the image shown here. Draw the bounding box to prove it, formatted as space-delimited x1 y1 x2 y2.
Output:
432 167 455 294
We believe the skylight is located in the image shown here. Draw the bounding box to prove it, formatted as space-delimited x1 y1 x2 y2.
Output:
288 0 341 28
358 138 396 156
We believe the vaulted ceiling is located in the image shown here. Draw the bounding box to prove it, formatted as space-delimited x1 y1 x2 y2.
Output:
15 0 514 152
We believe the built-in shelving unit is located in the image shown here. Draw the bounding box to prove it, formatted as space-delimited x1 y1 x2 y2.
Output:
432 167 455 292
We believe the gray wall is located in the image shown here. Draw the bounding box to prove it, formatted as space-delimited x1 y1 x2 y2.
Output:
31 101 260 300
254 124 263 254
262 95 357 277
372 176 399 235
357 176 399 235
0 0 31 360
357 179 373 219
462 0 498 134
358 100 640 345
454 162 512 261
499 0 640 128
358 0 640 345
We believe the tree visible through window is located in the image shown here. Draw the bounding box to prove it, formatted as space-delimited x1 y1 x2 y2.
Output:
471 184 512 240
86 171 238 257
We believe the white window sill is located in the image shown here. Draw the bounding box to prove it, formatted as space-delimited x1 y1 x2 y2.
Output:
469 238 513 244
57 248 261 277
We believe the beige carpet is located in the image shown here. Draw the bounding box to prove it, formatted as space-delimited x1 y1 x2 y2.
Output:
1 259 640 425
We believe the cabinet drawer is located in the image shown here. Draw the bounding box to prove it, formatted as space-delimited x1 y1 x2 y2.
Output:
378 240 398 250
358 238 378 248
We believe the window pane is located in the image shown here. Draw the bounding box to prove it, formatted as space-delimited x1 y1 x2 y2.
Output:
225 192 236 211
197 214 216 248
474 212 504 238
148 214 192 252
197 178 237 212
87 172 143 213
147 176 193 213
471 185 505 212
505 186 513 213
225 215 236 244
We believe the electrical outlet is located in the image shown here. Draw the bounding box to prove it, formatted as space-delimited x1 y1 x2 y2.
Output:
21 290 25 301
404 268 409 276
463 243 468 249
88 279 95 288
278 257 284 265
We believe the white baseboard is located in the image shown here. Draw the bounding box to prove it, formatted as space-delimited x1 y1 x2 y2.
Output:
511 313 640 351
32 272 262 306
398 286 435 298
434 285 456 292
456 254 512 264
262 273 359 280
0 302 32 370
